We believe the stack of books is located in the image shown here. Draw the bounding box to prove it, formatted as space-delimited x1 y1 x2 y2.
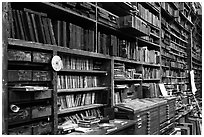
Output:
78 116 100 128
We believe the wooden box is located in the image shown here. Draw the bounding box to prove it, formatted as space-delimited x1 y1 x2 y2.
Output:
34 90 52 100
8 49 31 61
8 125 32 135
8 107 30 123
32 71 51 81
8 70 32 81
31 105 51 118
33 52 52 63
32 122 52 135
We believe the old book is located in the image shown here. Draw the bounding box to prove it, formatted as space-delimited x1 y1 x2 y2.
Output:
35 14 46 43
42 17 51 44
47 18 56 45
16 10 25 40
24 11 35 41
30 13 40 42
12 10 21 39
62 21 67 47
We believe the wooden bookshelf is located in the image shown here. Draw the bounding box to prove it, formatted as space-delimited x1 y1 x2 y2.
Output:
2 2 202 135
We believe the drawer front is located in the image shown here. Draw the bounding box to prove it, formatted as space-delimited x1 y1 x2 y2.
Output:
32 105 51 118
32 122 52 135
8 70 32 81
33 52 52 63
32 71 51 81
8 49 31 61
8 107 30 123
9 91 32 102
8 125 32 135
34 90 52 100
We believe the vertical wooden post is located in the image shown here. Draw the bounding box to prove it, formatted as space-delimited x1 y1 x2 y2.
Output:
2 2 9 135
52 51 58 134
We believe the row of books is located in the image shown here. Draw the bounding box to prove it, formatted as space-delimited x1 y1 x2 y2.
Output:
170 42 186 54
97 32 117 55
57 75 98 89
57 92 96 110
61 56 95 71
114 62 142 79
162 69 187 77
170 61 185 69
143 67 160 79
137 3 160 28
161 2 179 18
10 9 56 45
136 46 160 64
119 15 149 35
163 78 183 84
114 84 141 104
53 2 96 20
142 83 160 98
59 108 102 124
53 21 95 51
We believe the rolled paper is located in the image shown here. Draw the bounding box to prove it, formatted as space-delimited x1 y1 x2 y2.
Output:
10 104 20 112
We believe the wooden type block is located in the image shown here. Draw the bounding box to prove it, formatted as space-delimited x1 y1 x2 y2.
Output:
8 125 32 135
32 71 51 81
32 122 52 135
31 105 51 118
8 70 32 81
8 107 30 123
8 49 31 61
32 52 52 63
34 90 52 100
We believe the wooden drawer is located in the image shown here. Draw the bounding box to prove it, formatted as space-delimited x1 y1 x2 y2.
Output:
31 105 51 118
8 70 32 81
34 90 52 100
8 107 30 123
8 49 31 61
9 90 32 102
32 122 52 135
32 71 51 81
8 125 32 135
33 52 52 63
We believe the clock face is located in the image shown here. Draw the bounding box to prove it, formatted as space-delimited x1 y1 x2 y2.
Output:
51 55 63 71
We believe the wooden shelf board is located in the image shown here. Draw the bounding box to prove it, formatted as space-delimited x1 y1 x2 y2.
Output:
57 87 108 93
138 38 160 49
59 69 107 74
58 104 106 115
114 79 142 82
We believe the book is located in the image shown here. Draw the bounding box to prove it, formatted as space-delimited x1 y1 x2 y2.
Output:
30 13 39 42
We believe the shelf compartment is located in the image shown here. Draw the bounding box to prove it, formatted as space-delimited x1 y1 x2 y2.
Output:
58 104 106 115
57 87 108 93
138 38 160 49
113 57 143 65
